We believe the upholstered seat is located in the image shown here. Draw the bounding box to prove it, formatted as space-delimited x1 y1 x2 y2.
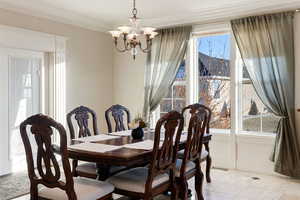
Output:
107 167 169 193
175 159 196 177
39 177 114 200
178 148 209 161
76 162 127 178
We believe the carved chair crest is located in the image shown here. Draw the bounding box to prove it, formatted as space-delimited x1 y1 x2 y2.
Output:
105 104 131 133
67 106 99 139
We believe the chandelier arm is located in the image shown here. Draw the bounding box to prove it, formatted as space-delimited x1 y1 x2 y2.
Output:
113 37 127 52
139 38 152 53
125 40 132 51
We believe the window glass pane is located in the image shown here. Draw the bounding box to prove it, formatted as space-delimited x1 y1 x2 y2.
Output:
241 66 279 133
159 61 187 118
197 34 231 129
173 85 186 98
174 99 186 112
160 99 172 113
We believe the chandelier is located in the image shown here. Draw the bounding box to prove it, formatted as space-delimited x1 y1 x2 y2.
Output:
109 0 158 59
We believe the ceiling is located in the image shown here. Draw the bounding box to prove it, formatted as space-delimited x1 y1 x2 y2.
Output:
0 0 299 32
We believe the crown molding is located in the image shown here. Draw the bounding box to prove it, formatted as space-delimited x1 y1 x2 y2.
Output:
0 0 299 33
0 1 112 32
119 0 300 28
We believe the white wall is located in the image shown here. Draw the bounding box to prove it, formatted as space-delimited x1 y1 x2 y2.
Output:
112 12 300 175
0 8 113 132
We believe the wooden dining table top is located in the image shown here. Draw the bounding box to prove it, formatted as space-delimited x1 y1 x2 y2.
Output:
53 131 212 167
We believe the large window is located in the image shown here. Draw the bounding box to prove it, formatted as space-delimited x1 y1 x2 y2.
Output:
153 29 279 134
197 34 231 129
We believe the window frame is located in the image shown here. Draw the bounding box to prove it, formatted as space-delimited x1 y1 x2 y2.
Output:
152 22 277 136
192 28 234 133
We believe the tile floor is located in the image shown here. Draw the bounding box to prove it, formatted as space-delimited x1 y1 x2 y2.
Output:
12 169 300 200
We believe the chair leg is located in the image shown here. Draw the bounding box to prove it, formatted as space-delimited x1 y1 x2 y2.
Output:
30 184 38 200
171 182 179 200
179 178 189 200
144 195 152 200
72 159 78 177
206 155 212 183
204 143 212 183
195 162 204 200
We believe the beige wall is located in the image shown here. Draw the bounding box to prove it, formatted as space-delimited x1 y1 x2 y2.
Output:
113 49 147 118
0 8 113 132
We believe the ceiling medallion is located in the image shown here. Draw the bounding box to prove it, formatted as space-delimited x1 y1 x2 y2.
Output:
109 0 158 59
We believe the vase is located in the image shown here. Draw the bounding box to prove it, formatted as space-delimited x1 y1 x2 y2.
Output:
131 127 144 140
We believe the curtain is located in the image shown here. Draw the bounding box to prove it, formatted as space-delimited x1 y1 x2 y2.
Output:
231 12 300 178
143 26 192 120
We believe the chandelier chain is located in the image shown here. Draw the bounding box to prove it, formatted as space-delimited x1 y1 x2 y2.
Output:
132 0 137 17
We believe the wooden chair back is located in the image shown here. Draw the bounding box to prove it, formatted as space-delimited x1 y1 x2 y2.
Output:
67 106 99 140
105 104 131 133
146 111 184 192
20 114 76 200
182 103 211 134
179 107 209 177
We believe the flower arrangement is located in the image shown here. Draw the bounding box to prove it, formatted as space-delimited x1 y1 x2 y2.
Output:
128 114 148 129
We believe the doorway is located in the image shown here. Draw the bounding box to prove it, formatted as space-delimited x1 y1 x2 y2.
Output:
0 48 44 174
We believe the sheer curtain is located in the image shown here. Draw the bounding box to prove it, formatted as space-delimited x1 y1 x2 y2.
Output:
231 12 300 178
143 26 192 120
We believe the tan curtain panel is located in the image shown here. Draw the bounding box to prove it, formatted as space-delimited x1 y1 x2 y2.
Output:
231 12 300 178
143 26 192 120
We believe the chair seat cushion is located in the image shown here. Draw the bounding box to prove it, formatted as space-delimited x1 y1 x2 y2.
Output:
175 159 196 177
107 167 169 193
39 177 114 200
77 162 126 176
178 149 209 161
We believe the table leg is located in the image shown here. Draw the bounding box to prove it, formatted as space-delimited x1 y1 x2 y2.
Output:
96 163 111 181
204 142 212 183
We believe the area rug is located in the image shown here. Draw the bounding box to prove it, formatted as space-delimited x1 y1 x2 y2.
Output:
0 171 30 200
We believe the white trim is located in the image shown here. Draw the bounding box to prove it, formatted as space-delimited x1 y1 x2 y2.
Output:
0 2 111 32
192 22 231 36
1 0 300 33
141 0 300 29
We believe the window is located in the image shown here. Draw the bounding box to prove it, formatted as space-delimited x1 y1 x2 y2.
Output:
153 27 279 135
159 62 187 117
240 65 280 133
197 34 231 129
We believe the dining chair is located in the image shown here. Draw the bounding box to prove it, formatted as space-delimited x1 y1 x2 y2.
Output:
67 105 126 179
67 105 100 179
105 104 131 133
20 114 114 200
182 103 212 183
175 108 209 200
107 111 184 200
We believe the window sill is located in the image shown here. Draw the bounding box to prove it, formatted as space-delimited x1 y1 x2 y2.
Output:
237 131 276 138
210 128 231 134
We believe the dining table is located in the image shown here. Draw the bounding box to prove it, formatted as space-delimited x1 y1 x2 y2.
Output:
54 130 212 181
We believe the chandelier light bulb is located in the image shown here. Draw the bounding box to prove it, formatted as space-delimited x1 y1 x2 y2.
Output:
150 32 158 39
142 27 156 35
118 26 132 34
109 30 121 38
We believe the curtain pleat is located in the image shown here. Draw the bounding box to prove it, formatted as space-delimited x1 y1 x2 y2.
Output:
143 26 192 120
231 12 300 178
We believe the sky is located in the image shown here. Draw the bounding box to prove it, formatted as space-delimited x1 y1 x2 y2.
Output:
197 34 231 60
